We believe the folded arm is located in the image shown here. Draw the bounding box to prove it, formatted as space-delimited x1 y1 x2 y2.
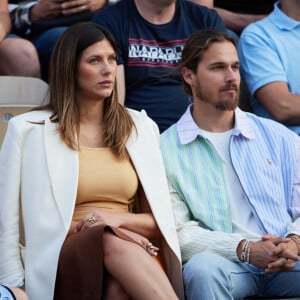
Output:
255 82 300 125
74 184 161 240
169 182 244 263
187 0 267 33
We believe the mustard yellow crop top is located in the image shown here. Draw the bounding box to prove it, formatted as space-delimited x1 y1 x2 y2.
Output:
73 147 139 221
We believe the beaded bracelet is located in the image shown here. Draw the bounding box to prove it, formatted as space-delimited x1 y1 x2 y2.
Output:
240 240 250 263
246 242 251 264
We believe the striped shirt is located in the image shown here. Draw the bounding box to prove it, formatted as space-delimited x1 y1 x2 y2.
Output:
161 105 300 264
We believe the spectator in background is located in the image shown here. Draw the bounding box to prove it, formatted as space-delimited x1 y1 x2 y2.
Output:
188 0 275 34
92 0 226 132
238 0 300 135
9 0 115 80
161 29 300 300
0 0 40 76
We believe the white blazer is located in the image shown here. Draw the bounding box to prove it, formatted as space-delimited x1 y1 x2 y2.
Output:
0 109 184 300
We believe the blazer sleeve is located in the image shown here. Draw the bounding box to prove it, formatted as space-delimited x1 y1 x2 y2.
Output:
0 118 24 286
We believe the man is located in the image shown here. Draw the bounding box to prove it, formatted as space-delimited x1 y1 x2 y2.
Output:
238 0 300 135
188 0 275 34
160 29 300 299
9 0 112 80
92 0 226 132
0 0 40 76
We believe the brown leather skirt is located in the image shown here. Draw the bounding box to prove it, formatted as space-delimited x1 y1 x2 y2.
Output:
54 224 106 300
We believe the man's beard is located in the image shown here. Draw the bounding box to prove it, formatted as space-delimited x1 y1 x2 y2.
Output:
196 82 240 111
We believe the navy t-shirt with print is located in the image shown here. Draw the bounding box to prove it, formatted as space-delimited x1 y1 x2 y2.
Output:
92 0 226 132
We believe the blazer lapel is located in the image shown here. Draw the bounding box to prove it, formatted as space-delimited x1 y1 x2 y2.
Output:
126 111 166 213
126 114 150 191
44 119 78 230
126 111 181 259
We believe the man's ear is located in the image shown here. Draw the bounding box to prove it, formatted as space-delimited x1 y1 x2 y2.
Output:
182 67 194 85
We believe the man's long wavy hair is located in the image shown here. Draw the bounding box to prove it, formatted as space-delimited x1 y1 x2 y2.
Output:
178 29 237 96
39 22 134 159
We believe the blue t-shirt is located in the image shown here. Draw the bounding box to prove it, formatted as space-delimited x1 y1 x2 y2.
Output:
92 0 226 132
0 286 15 300
238 2 300 134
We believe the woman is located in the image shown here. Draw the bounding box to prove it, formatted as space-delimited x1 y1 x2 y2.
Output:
0 22 183 300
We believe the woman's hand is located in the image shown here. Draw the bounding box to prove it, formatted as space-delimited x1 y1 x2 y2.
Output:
112 227 159 256
74 211 124 232
73 212 160 256
67 220 79 237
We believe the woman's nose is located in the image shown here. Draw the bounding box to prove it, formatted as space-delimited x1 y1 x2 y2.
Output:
101 61 113 75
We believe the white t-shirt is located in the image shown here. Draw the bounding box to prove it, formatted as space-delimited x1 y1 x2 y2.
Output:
201 129 262 238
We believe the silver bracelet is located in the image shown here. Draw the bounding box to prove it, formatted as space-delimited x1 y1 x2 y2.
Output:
246 242 251 264
240 240 250 262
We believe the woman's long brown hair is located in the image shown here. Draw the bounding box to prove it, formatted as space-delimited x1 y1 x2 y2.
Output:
37 22 134 159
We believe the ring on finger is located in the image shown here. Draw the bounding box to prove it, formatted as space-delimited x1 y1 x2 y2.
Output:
146 242 153 250
87 216 96 224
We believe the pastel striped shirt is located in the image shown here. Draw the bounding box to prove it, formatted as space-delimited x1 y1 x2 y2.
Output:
160 105 300 263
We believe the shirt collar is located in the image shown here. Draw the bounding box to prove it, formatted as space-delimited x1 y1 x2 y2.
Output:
176 104 255 145
270 1 300 30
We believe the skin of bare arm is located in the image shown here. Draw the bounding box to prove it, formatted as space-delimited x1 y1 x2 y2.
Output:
187 0 267 33
73 184 162 240
255 82 300 125
0 0 11 41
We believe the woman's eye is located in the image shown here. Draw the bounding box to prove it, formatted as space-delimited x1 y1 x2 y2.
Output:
89 58 99 64
108 56 117 62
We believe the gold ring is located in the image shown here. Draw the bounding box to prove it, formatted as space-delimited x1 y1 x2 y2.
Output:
146 242 153 250
87 216 96 224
